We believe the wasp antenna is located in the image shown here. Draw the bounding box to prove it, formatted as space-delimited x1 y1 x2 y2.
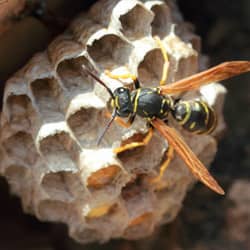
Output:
82 65 115 99
97 109 117 145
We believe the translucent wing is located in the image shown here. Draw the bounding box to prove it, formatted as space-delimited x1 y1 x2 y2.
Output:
160 61 250 94
151 119 225 195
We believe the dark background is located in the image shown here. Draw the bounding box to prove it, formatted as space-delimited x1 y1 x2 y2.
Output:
0 0 249 249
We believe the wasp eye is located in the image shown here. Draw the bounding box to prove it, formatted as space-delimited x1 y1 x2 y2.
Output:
117 87 126 93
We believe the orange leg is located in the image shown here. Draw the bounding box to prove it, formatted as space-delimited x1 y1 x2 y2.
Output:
149 145 174 185
154 36 169 86
105 69 140 89
105 70 137 81
114 128 153 154
105 111 153 154
104 111 133 128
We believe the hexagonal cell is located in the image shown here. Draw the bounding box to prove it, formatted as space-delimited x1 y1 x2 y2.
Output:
6 94 37 131
87 164 122 190
87 34 132 69
70 227 103 244
117 131 166 175
47 33 84 66
85 203 116 219
122 181 155 212
150 3 172 38
56 56 94 97
4 165 28 193
3 132 39 166
39 131 79 172
41 171 75 202
176 25 201 52
163 33 198 83
85 202 128 240
4 164 34 212
173 55 198 81
119 3 153 40
37 200 70 222
58 171 86 199
30 78 65 122
159 202 182 225
137 48 165 87
121 181 155 239
67 107 104 148
85 164 129 201
23 52 54 82
153 177 188 223
123 212 154 239
79 149 130 202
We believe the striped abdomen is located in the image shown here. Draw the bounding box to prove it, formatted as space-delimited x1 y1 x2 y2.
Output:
172 100 217 134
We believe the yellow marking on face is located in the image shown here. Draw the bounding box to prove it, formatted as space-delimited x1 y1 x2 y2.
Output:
111 99 115 108
190 121 196 129
133 89 141 113
115 96 120 109
178 102 191 125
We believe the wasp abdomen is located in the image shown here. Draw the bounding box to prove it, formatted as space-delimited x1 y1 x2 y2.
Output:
172 100 217 134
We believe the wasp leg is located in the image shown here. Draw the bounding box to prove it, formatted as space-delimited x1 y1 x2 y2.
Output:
105 70 140 89
104 111 135 128
154 36 169 86
149 145 174 185
114 127 153 154
105 109 152 154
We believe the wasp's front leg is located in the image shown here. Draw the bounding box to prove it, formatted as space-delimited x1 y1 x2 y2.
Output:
105 69 140 89
154 36 170 86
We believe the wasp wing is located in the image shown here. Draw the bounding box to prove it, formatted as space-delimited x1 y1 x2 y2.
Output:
160 61 250 94
151 119 225 195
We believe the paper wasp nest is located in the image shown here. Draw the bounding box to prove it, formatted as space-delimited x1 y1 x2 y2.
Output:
0 0 226 243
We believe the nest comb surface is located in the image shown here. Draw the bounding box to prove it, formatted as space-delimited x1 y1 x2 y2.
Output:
0 0 226 243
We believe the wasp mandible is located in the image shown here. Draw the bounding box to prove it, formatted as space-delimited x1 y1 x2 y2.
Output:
82 37 250 195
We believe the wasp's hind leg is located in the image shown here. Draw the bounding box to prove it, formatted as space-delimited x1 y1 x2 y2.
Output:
105 69 140 89
154 36 169 86
149 144 174 188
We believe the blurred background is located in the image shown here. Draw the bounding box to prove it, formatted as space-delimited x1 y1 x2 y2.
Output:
0 0 249 249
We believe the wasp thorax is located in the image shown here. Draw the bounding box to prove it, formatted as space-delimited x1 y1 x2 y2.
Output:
113 87 133 117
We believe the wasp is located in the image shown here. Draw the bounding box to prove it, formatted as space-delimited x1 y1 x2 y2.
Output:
82 37 250 195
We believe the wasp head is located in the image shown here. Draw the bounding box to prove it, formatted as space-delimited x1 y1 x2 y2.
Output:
111 87 133 117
